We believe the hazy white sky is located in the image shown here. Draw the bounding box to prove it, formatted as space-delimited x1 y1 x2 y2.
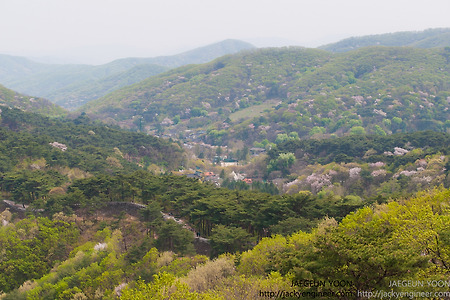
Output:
2 0 449 64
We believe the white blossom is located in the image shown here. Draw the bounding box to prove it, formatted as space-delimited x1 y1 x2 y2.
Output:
399 170 417 177
49 142 67 151
394 147 409 156
94 243 108 251
352 96 364 105
285 179 300 188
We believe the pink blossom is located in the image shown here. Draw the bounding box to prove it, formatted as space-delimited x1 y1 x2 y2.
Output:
349 167 362 179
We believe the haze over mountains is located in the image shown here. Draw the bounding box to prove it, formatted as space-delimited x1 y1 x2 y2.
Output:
319 27 450 52
0 39 255 109
0 28 449 112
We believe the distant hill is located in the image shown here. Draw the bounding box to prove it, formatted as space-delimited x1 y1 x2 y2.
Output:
0 39 255 109
0 84 66 116
0 54 57 79
114 39 256 68
48 64 169 109
319 28 450 52
81 46 450 147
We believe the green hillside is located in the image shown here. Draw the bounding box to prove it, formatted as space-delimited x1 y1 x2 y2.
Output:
0 84 66 117
82 46 450 147
0 40 255 109
319 27 450 52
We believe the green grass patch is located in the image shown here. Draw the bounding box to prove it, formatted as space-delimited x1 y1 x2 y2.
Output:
229 100 279 122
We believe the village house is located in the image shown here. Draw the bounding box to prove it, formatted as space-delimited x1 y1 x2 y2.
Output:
250 147 266 156
221 158 238 167
204 172 215 177
243 178 253 184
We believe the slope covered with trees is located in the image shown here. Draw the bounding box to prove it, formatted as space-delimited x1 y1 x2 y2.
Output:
2 186 448 299
82 46 450 148
0 84 65 117
0 108 184 210
265 131 450 199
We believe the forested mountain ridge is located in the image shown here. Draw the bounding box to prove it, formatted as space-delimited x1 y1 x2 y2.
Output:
82 46 450 146
319 27 450 52
0 39 255 109
0 84 66 117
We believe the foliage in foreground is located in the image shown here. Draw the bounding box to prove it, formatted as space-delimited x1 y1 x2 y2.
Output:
1 187 449 299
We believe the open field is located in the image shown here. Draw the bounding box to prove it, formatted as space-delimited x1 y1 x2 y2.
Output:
228 99 280 122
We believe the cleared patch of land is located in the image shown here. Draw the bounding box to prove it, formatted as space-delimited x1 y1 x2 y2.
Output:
228 99 279 122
